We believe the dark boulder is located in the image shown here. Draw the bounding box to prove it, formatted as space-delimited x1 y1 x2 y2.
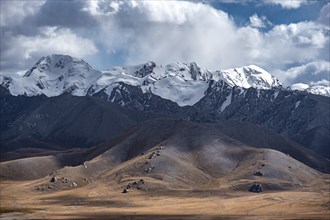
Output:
50 177 57 183
254 171 263 176
249 183 263 193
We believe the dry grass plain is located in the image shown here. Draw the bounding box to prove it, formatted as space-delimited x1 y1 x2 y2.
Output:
1 119 330 219
1 178 329 220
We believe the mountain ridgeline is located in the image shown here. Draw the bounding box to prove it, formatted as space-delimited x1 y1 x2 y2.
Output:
1 54 329 163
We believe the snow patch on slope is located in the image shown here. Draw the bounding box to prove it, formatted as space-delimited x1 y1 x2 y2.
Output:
221 91 232 112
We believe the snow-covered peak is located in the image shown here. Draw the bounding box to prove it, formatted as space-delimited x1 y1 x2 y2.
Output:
1 55 284 106
290 83 330 97
111 61 157 78
24 54 93 77
306 85 330 97
2 54 101 97
219 65 282 89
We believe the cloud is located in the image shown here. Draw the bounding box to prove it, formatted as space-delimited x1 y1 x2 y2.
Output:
0 0 329 88
85 1 328 71
31 0 97 29
1 27 97 72
266 0 307 9
213 0 308 9
249 14 272 28
290 83 309 90
318 3 330 26
273 60 330 85
0 1 45 27
310 79 330 86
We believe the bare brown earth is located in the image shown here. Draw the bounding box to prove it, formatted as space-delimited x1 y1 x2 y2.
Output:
1 145 329 219
1 119 329 219
1 178 329 219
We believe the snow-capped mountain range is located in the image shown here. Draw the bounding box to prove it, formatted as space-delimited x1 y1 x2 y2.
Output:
290 83 330 97
1 55 329 159
0 54 328 106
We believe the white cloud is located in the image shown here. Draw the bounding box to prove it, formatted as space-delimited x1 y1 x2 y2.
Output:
219 0 308 9
273 60 330 85
310 79 330 87
1 27 98 72
318 3 330 26
266 0 307 9
0 1 45 27
1 0 329 88
82 1 328 72
291 83 309 90
249 14 272 28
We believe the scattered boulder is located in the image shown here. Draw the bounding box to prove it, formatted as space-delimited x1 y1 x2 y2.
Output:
254 171 263 176
149 152 157 159
249 183 263 193
50 177 57 183
145 165 155 173
123 179 146 193
69 182 77 187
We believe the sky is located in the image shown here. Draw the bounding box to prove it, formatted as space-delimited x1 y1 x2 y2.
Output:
0 0 329 86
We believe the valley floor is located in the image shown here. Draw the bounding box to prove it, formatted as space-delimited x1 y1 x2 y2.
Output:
1 180 329 220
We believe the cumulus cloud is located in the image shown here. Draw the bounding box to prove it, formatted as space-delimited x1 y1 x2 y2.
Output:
85 1 328 71
266 0 307 9
1 27 97 72
220 0 308 9
249 14 272 28
0 1 45 27
318 3 330 26
274 60 330 86
310 79 330 87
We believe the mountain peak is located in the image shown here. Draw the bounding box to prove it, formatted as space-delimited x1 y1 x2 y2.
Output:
1 55 286 104
4 54 101 97
220 64 281 89
24 54 92 78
